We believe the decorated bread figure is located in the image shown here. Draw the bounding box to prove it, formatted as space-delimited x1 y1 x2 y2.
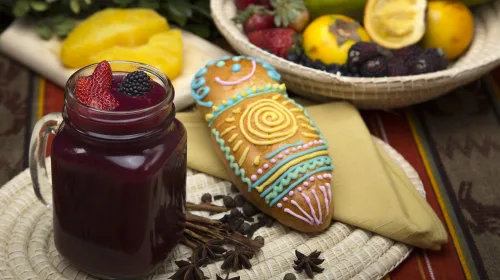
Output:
191 56 334 232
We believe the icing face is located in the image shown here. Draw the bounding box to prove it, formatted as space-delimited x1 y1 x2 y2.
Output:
191 56 333 228
191 56 281 109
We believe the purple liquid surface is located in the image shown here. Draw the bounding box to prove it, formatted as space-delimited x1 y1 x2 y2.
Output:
111 73 166 111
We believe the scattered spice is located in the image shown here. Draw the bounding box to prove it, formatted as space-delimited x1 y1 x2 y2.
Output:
169 253 208 280
283 273 297 280
246 216 267 238
242 202 259 217
186 202 227 213
264 215 275 227
229 218 245 232
194 240 227 264
231 184 239 193
254 236 265 246
234 195 246 207
238 223 251 235
182 213 263 252
223 196 237 208
293 250 325 279
216 274 241 280
214 195 225 200
221 247 254 271
201 193 212 203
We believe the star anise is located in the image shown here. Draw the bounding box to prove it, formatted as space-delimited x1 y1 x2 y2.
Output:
195 240 227 264
221 247 254 271
216 273 241 280
293 250 325 279
169 253 208 280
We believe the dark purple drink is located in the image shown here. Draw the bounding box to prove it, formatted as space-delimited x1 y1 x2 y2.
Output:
46 62 187 278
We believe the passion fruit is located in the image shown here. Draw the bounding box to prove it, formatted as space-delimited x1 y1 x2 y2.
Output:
302 15 370 65
364 0 427 49
421 1 474 60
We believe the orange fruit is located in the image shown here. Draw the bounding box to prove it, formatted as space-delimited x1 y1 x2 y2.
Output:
302 15 370 65
421 1 474 60
364 0 427 49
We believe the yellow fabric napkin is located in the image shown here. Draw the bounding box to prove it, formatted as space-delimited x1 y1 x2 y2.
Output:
177 102 448 250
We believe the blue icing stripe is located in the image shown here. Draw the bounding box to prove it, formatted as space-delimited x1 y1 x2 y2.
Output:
221 55 232 60
191 77 205 89
232 56 244 61
251 145 329 188
198 100 213 107
192 86 210 99
196 67 207 77
268 70 281 81
212 128 252 190
216 61 225 68
261 62 274 70
232 64 242 72
265 141 303 159
206 60 217 67
269 166 334 206
261 156 331 198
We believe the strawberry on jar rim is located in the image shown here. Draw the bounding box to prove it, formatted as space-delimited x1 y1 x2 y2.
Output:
75 61 119 111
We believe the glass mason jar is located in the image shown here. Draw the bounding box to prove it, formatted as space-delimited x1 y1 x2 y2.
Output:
29 61 187 279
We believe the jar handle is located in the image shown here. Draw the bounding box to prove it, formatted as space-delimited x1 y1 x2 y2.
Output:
29 112 63 208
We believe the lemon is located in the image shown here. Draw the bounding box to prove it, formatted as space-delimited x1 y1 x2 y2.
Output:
364 0 427 49
422 1 474 60
302 15 370 65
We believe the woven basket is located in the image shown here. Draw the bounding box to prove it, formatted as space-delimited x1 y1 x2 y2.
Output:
211 0 500 109
0 138 423 280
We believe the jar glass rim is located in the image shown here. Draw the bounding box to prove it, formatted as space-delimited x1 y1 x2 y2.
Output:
65 60 174 115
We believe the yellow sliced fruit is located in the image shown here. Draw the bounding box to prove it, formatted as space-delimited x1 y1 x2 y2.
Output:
302 15 370 65
364 0 427 49
61 8 169 68
88 30 183 79
421 1 474 60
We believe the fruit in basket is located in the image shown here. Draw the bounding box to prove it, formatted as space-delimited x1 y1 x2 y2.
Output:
61 8 169 68
387 57 410 76
260 0 273 8
235 0 262 10
303 0 366 19
248 28 297 58
234 0 310 32
346 42 382 70
408 48 448 74
233 5 276 34
364 0 427 49
88 30 183 79
302 15 370 65
360 57 388 77
392 45 424 64
421 1 474 60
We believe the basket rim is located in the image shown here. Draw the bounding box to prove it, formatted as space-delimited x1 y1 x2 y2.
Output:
210 0 500 86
